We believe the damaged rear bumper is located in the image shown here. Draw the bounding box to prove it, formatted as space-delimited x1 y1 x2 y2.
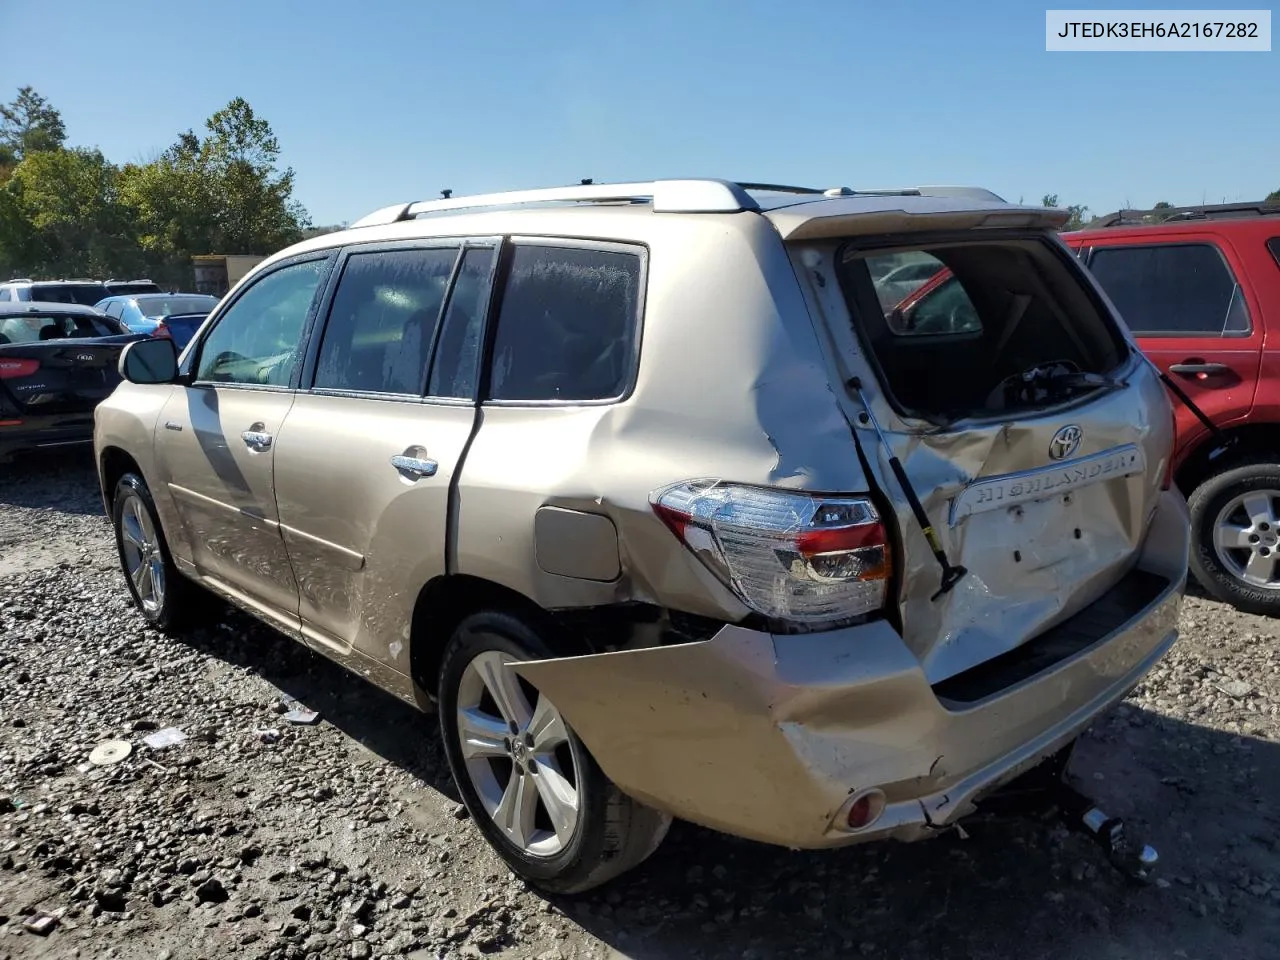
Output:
514 490 1188 849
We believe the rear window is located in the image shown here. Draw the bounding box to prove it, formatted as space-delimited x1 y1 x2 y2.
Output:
837 238 1128 421
487 244 642 402
0 314 116 343
1087 243 1249 336
30 283 109 306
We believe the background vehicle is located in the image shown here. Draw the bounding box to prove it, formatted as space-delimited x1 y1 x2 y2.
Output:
150 311 210 349
1065 202 1280 613
103 278 163 296
95 292 219 335
0 303 142 462
0 278 111 306
96 179 1186 893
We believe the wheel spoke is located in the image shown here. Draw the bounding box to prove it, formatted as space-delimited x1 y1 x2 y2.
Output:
130 557 148 592
1245 550 1277 584
457 707 510 759
493 767 538 848
121 517 147 550
1215 523 1254 550
477 654 533 729
527 694 569 753
1242 492 1276 528
532 759 579 845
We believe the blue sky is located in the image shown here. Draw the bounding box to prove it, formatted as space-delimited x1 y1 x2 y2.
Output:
2 1 1275 225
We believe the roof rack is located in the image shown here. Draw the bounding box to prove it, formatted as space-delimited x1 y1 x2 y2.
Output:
350 179 1009 228
1094 201 1280 227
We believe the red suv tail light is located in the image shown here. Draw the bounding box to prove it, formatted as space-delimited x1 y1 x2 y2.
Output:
0 358 39 379
650 480 891 626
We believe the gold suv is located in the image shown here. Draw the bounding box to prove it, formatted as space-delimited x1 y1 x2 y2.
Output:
95 180 1189 892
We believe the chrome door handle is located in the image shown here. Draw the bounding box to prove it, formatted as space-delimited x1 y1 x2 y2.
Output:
241 430 273 452
391 454 438 479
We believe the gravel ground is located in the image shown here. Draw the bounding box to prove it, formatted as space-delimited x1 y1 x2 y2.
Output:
2 451 1279 960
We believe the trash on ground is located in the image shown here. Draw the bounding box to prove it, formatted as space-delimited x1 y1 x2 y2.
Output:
88 739 133 766
142 727 187 750
23 914 58 936
1216 679 1253 699
283 708 320 725
257 728 281 743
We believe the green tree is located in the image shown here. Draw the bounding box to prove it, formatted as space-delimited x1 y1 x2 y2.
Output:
1267 189 1280 204
1 147 140 277
120 97 309 277
0 86 67 163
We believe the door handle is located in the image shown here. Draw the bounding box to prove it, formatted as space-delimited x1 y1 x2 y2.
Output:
1169 362 1231 377
241 430 273 452
391 454 438 479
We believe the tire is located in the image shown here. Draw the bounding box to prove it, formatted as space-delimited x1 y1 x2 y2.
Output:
437 611 670 894
111 472 205 631
1188 459 1280 615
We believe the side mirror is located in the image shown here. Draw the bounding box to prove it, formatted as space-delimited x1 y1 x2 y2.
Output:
119 337 179 384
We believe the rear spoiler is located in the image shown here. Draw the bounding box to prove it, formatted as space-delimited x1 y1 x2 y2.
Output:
765 198 1069 241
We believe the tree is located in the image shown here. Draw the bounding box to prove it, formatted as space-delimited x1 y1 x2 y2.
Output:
1042 193 1090 230
120 97 309 275
1 147 140 277
1267 189 1280 204
0 86 67 162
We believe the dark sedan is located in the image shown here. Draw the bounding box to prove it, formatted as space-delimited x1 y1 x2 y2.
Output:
0 303 144 462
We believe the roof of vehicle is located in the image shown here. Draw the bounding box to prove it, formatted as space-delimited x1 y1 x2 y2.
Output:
0 301 109 317
2 278 107 286
267 179 1067 271
1066 201 1280 239
96 292 216 304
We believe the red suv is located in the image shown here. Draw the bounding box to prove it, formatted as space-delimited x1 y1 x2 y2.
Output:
1065 203 1280 613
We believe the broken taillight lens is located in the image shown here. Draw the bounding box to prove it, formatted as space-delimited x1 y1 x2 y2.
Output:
650 481 890 626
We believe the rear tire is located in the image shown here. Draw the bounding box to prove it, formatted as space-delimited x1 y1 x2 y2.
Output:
437 611 670 894
1188 460 1280 615
111 472 206 631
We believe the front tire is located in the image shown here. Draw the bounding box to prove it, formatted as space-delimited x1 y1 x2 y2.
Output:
111 472 202 631
437 611 670 893
1188 460 1280 615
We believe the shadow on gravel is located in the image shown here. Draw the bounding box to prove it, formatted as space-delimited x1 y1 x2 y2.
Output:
169 604 1280 960
0 447 103 515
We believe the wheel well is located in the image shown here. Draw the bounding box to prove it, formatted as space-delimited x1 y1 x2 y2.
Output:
409 575 561 700
1175 422 1280 496
99 446 142 512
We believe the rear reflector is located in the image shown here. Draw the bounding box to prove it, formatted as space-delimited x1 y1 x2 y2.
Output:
650 480 890 626
844 789 886 830
0 419 22 427
0 358 39 379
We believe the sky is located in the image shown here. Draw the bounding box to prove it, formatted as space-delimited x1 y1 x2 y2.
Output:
2 1 1276 226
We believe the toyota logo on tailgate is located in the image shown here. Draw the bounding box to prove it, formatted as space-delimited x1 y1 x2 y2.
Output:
1049 425 1083 461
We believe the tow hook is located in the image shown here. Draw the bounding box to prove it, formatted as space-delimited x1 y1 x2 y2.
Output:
1057 783 1160 884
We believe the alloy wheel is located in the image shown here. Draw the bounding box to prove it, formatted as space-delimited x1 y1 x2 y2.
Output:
455 650 581 857
119 492 166 613
1213 489 1280 590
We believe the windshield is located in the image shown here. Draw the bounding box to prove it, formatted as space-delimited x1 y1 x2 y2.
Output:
135 295 218 318
0 313 118 343
30 283 110 306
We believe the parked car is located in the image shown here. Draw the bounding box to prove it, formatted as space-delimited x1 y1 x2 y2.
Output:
150 312 210 350
95 293 220 336
0 303 143 462
103 278 163 297
1064 203 1280 613
0 278 111 306
95 179 1187 892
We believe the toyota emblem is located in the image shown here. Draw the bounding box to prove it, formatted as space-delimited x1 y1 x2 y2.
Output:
1049 425 1083 461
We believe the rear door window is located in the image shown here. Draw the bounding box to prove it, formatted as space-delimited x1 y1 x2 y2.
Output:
487 244 643 402
427 247 495 400
314 246 459 396
1087 242 1250 336
1268 237 1280 269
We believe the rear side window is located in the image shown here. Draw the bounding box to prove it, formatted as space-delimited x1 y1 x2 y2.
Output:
428 247 494 400
1268 237 1280 270
488 245 642 402
315 247 458 395
1088 243 1249 336
867 252 981 336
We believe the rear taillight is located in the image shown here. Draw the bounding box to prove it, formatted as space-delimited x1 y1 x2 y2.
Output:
152 323 171 339
0 358 39 379
650 480 890 626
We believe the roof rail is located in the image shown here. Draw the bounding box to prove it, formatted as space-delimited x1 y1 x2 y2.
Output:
1094 200 1280 227
350 179 760 228
6 277 32 283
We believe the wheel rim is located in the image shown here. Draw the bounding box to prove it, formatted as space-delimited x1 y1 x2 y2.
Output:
1213 489 1280 590
118 492 165 614
455 650 581 858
